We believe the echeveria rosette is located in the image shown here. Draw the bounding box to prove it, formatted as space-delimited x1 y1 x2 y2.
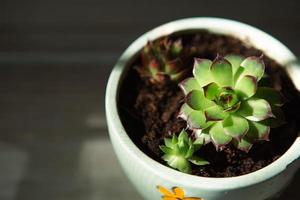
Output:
178 55 285 152
159 129 209 174
137 37 188 83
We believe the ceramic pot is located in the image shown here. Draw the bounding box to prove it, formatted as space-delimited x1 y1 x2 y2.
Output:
105 17 300 200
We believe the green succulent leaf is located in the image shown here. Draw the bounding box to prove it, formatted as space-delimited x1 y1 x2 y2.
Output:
233 137 253 152
179 77 201 95
170 39 183 56
194 129 212 145
148 59 160 76
193 58 214 87
159 145 173 154
170 68 189 82
193 137 204 146
223 114 249 140
165 59 182 74
187 109 212 129
237 97 274 121
162 154 191 173
247 120 270 141
188 156 210 166
193 138 204 151
164 138 173 148
239 56 265 81
203 82 220 100
205 105 229 121
261 106 286 128
254 87 284 106
224 101 241 113
178 141 189 154
210 56 233 87
178 129 189 142
224 55 244 77
193 138 204 152
172 134 178 144
235 75 257 100
186 90 215 111
210 122 232 149
185 145 195 158
178 103 194 121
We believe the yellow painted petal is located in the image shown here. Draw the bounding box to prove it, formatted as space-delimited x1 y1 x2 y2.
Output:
162 197 178 200
157 186 174 197
172 187 185 198
183 197 204 200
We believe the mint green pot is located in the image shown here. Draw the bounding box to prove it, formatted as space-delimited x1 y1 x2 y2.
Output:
106 18 300 200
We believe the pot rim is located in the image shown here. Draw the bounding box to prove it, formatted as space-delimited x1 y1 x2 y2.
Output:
106 17 300 190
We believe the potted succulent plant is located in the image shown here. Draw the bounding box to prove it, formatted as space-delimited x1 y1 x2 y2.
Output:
105 18 300 200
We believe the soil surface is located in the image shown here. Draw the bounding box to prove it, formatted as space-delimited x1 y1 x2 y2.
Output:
118 31 300 177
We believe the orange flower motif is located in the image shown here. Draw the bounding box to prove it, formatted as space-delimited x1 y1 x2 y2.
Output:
157 185 204 200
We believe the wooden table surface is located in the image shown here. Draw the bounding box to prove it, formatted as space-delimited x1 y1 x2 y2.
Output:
0 0 299 199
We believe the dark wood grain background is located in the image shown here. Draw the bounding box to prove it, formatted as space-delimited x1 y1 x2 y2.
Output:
0 0 299 199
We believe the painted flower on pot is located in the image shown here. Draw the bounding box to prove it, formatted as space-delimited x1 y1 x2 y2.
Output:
178 55 284 152
157 185 204 200
136 37 188 83
159 129 209 173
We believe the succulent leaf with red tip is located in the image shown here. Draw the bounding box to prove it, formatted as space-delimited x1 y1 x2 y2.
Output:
179 55 285 152
137 37 188 83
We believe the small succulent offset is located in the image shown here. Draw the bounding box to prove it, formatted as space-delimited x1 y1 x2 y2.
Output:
159 129 209 173
178 55 284 152
137 37 188 83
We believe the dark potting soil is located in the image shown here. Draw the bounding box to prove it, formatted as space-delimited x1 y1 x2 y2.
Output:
118 31 300 177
